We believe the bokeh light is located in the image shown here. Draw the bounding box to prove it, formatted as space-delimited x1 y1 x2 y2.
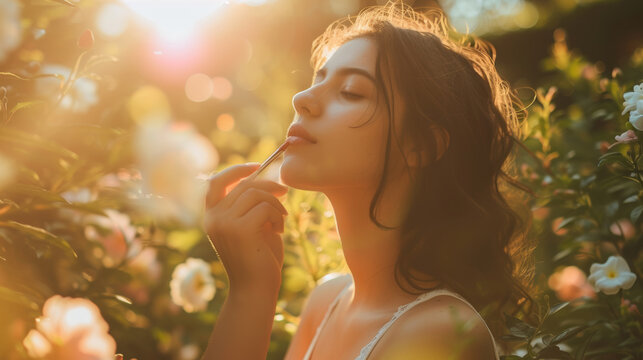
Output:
216 113 235 131
514 2 539 29
185 73 214 102
442 0 539 34
211 76 233 100
127 85 172 124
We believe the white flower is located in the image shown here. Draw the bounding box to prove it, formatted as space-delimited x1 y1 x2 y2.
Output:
622 82 643 130
512 335 572 356
22 295 116 360
170 258 216 313
35 64 98 113
61 187 95 203
133 121 218 226
0 0 21 63
588 255 637 295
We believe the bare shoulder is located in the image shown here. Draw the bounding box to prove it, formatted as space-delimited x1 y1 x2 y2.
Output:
376 295 497 360
304 273 353 325
283 273 352 360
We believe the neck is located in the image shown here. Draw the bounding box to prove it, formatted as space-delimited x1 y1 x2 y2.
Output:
322 171 423 314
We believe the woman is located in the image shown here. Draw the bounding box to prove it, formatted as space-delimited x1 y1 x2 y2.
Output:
201 1 535 359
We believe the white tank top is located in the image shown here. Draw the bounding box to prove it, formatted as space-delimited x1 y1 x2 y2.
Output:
302 278 501 360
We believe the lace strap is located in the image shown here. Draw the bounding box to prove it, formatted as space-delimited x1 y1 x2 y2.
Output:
356 289 500 360
302 281 353 360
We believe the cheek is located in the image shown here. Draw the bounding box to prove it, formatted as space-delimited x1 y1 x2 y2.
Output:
280 131 387 190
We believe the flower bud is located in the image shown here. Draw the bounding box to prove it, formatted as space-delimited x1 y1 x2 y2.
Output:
612 68 622 78
77 29 94 50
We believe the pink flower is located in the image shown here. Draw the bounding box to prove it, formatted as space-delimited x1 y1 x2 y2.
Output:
609 218 636 240
548 266 596 301
22 295 116 359
84 209 139 267
607 130 638 149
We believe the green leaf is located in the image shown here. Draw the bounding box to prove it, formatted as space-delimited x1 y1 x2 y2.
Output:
622 194 639 204
597 151 632 169
501 334 527 342
95 293 133 305
504 314 536 339
0 221 77 259
547 301 570 317
553 248 573 262
538 345 573 359
5 184 68 204
575 330 596 360
551 325 584 345
556 216 578 231
0 286 39 311
630 205 643 224
0 127 78 161
9 100 46 118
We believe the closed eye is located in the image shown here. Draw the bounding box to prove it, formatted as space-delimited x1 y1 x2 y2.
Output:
341 91 364 100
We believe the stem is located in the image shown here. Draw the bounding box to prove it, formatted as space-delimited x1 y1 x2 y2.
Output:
628 143 643 188
1 96 7 126
510 135 556 178
604 293 621 321
43 50 89 127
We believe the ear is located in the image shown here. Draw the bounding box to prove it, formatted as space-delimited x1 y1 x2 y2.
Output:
406 125 450 167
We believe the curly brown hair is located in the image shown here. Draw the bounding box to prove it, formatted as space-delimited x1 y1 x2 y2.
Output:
308 0 537 341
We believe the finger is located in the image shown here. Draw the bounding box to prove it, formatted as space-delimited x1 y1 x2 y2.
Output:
265 233 284 269
115 355 123 360
230 188 289 218
220 179 288 210
242 202 285 233
205 163 260 208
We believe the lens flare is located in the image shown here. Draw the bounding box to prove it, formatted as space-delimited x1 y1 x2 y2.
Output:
120 0 227 42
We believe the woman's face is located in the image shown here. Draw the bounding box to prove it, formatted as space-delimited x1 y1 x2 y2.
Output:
280 37 405 192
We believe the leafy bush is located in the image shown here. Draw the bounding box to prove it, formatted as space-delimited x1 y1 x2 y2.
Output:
0 1 640 360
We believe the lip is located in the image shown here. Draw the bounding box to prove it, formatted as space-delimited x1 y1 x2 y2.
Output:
287 123 317 144
286 136 314 145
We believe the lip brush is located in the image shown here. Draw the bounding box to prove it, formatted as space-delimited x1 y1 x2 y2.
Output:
245 140 291 181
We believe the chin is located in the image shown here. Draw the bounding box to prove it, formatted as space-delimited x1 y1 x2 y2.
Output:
279 156 324 191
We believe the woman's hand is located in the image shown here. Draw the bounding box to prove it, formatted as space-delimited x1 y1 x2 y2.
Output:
202 163 289 293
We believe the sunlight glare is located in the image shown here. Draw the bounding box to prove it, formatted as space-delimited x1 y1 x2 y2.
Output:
119 0 227 42
96 3 129 38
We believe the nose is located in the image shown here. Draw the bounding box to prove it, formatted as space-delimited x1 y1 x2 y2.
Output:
292 87 322 118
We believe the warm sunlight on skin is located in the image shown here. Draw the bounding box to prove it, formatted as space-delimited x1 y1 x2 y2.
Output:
120 0 227 42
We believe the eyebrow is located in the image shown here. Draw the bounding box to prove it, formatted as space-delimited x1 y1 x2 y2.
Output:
314 66 376 85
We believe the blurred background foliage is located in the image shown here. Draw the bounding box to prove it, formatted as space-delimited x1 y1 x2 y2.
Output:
0 0 642 359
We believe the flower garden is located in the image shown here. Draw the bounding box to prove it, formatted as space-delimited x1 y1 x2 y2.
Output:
0 0 641 359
